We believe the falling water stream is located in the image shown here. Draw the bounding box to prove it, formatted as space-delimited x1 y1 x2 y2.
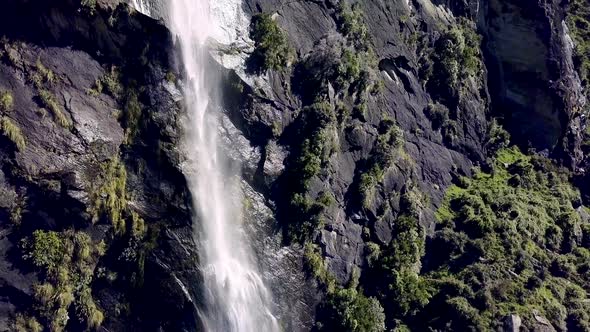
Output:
166 0 280 331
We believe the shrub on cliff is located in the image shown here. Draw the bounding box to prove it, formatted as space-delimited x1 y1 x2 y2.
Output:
21 230 106 331
317 287 386 332
420 147 590 330
425 19 482 102
567 0 590 91
248 13 293 72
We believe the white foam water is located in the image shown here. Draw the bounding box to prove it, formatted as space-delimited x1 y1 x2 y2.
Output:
168 1 280 331
131 0 151 15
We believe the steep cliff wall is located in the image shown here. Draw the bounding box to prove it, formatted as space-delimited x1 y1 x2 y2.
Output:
0 1 202 331
0 0 588 331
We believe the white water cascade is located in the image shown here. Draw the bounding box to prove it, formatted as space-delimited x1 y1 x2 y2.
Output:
131 0 151 15
169 1 280 331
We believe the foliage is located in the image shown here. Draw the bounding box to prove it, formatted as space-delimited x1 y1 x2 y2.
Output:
101 66 123 98
423 19 482 102
13 314 42 332
306 243 386 332
364 214 431 324
81 0 97 13
487 118 510 152
1 116 26 150
35 58 55 85
334 3 379 109
417 146 590 330
23 230 63 275
88 157 128 233
21 230 106 331
304 243 336 292
0 90 14 112
424 103 449 130
248 14 293 72
337 3 369 48
317 287 386 332
358 119 404 208
566 0 590 92
281 101 337 242
122 90 142 144
38 89 71 128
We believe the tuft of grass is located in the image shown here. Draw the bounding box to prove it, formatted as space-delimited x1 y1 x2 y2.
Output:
38 89 71 128
1 116 26 150
122 90 142 144
36 58 55 84
88 158 128 234
0 90 14 112
101 66 123 98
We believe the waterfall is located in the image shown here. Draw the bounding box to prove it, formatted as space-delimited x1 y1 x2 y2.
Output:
168 1 280 331
131 0 151 15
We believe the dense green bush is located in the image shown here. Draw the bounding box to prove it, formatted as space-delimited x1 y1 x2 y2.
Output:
21 230 106 331
249 14 293 72
122 90 142 144
424 103 449 129
352 146 590 330
101 66 123 98
305 242 386 332
424 19 482 102
364 214 431 322
422 147 590 330
13 314 42 332
317 287 385 332
23 230 63 274
336 3 369 50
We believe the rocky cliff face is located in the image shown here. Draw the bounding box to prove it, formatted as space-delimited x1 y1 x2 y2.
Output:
0 1 201 330
0 0 589 331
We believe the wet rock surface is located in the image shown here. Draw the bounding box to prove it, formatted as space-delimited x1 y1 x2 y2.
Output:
0 0 588 330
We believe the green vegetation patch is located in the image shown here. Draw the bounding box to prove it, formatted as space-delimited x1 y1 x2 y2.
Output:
305 243 386 332
0 116 25 150
358 118 404 208
567 0 590 93
248 13 293 72
38 89 71 128
88 157 128 234
0 90 14 112
281 100 337 242
21 230 106 331
122 89 142 144
422 18 482 102
419 147 590 330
